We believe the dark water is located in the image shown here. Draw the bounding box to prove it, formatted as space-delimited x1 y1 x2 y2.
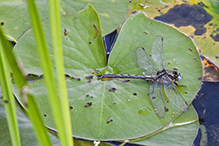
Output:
193 82 219 146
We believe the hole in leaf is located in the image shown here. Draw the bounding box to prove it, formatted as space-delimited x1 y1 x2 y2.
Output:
165 107 169 112
84 102 92 108
107 118 113 124
108 87 117 92
133 93 137 96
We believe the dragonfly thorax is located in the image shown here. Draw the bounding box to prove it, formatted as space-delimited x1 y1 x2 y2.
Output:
156 69 182 83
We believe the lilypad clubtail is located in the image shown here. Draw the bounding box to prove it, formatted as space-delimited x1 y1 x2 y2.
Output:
98 36 188 118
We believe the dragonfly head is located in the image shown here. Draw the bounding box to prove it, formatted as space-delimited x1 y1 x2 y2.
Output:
173 71 182 81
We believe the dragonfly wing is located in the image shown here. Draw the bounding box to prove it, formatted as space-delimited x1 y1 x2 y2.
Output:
151 36 165 71
163 75 188 112
149 81 166 118
136 47 157 75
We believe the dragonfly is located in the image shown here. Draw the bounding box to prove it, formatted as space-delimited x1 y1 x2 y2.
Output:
98 36 188 118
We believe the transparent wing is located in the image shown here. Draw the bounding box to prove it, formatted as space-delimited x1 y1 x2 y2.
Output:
149 81 166 118
163 75 188 112
151 36 165 71
136 47 157 75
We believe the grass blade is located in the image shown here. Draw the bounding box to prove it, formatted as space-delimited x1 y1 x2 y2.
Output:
0 28 21 146
0 27 52 146
49 0 73 145
27 0 73 145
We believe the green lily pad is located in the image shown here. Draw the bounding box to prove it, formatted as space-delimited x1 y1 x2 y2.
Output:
13 4 202 143
14 4 106 75
108 12 202 108
131 105 199 146
0 0 128 40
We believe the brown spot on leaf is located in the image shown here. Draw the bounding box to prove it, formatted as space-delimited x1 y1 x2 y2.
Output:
93 24 99 38
165 107 169 112
64 28 68 36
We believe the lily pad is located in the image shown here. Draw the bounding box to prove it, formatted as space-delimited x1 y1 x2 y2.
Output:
131 105 199 146
0 0 129 40
14 4 106 75
13 4 202 142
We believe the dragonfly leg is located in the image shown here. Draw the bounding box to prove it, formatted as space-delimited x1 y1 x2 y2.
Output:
166 82 175 90
174 82 186 87
148 83 155 95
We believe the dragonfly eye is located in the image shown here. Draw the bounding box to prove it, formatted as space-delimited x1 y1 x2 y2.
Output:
173 71 182 81
177 74 182 81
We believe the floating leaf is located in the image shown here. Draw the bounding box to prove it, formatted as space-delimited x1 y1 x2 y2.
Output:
13 4 202 144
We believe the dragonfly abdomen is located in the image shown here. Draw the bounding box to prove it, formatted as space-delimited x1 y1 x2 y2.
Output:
97 74 156 81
